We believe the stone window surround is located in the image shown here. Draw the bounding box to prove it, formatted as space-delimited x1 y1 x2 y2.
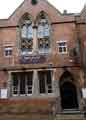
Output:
11 71 33 96
20 25 51 55
57 40 68 54
8 69 56 98
4 46 13 57
19 13 51 55
21 22 33 39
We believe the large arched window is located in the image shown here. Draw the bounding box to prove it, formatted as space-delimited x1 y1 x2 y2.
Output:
37 12 51 53
20 13 33 53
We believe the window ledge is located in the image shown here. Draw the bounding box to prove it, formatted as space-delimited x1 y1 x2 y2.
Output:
11 93 55 99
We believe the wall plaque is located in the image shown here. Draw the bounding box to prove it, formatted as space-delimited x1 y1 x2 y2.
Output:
82 88 86 98
20 54 46 64
1 89 8 99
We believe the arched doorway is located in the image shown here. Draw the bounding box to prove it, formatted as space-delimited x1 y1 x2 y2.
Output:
60 71 78 110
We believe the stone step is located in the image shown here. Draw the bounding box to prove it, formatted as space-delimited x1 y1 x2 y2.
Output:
55 114 84 120
60 110 82 115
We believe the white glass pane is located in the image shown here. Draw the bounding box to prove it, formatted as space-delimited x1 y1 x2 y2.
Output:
21 25 27 38
25 20 31 24
27 25 33 39
1 89 8 99
40 19 47 23
5 47 12 50
82 88 86 98
38 25 44 38
44 24 50 37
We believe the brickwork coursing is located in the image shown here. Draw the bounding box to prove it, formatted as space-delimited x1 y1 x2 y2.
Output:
0 0 85 115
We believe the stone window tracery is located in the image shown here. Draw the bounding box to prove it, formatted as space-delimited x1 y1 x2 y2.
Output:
19 12 51 54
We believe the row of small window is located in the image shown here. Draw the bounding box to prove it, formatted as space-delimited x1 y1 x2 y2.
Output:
11 70 52 96
4 41 67 57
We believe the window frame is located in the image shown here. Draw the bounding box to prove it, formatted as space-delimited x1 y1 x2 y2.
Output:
11 69 54 97
38 70 53 95
21 23 33 40
57 40 68 54
4 47 13 57
37 22 50 39
38 39 51 54
11 71 33 97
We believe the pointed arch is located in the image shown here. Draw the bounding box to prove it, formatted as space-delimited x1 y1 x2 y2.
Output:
59 71 74 86
19 13 33 25
59 71 79 110
35 11 51 25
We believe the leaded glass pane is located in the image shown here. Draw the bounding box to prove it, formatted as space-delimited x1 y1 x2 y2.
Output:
38 25 44 38
21 17 33 53
27 25 33 39
38 38 50 50
44 24 50 37
37 17 50 51
21 25 27 38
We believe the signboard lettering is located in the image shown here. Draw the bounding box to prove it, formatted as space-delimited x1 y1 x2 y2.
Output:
20 55 46 64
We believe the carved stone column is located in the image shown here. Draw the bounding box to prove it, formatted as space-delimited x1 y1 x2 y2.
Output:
32 70 39 96
79 70 86 111
52 69 62 113
7 72 12 98
33 27 38 53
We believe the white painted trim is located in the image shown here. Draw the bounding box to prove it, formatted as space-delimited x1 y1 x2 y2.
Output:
82 88 86 98
56 40 67 43
57 40 68 54
4 47 13 57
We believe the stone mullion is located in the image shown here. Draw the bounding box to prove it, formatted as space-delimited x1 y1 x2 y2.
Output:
25 74 27 95
80 70 85 88
45 74 48 94
33 27 38 53
7 72 12 98
79 70 86 111
18 75 20 96
52 69 60 96
52 69 62 113
32 70 39 96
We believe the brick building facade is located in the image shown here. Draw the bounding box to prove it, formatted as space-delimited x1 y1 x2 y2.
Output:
0 0 85 114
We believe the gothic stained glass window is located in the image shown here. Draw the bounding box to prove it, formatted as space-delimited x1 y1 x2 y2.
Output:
20 15 33 53
37 13 50 52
